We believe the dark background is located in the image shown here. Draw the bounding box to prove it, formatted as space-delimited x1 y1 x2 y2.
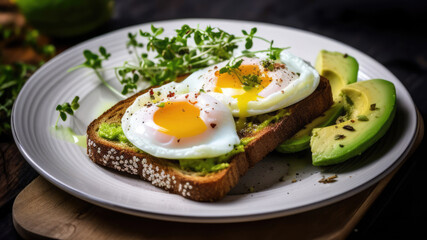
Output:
2 0 427 239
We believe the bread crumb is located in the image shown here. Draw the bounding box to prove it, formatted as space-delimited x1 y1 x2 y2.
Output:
319 175 338 184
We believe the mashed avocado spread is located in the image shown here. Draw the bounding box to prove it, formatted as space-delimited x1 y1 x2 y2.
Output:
98 123 129 143
179 144 245 173
240 108 290 134
97 108 288 174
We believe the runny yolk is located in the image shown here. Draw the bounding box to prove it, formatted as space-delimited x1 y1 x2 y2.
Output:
153 101 207 138
214 64 272 117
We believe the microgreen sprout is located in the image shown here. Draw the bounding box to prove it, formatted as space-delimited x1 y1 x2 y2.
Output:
126 32 144 62
241 40 290 60
114 25 264 95
219 58 244 75
68 46 125 99
242 27 258 49
219 58 244 83
69 24 289 98
55 96 80 128
242 74 262 91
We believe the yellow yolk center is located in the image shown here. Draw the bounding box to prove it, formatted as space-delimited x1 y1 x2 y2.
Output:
214 64 272 116
153 101 207 138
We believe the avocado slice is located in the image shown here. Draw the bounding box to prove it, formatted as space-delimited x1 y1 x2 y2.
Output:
315 50 359 100
276 102 344 153
310 79 396 166
276 50 358 153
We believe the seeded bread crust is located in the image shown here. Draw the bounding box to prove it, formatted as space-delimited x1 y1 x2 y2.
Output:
87 76 332 201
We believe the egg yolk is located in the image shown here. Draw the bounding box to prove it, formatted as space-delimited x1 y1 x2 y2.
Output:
153 101 207 139
214 64 272 116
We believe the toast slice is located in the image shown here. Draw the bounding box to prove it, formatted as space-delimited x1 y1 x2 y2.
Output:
87 76 332 201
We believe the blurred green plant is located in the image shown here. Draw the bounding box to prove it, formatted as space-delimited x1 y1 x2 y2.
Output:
0 25 56 139
15 0 114 38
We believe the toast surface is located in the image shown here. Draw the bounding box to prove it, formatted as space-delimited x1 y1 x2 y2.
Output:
87 76 332 201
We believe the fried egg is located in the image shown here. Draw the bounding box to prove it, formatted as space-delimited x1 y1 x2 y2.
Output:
183 51 320 117
122 82 240 159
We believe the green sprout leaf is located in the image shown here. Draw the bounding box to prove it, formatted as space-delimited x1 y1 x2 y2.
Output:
55 96 80 127
69 47 126 99
242 74 261 90
71 96 80 110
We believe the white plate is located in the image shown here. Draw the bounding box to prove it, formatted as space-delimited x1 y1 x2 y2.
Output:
12 19 418 223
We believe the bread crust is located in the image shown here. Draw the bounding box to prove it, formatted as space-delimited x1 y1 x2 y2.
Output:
87 76 332 201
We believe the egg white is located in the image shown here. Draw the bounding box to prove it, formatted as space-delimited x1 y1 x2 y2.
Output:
182 51 320 117
121 83 240 159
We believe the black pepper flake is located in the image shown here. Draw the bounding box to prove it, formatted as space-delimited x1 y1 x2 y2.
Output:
370 103 378 111
343 53 348 58
334 134 346 140
339 144 344 148
177 139 181 143
210 123 217 128
343 125 355 131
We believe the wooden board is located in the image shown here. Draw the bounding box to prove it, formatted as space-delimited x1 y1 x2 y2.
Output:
11 111 423 240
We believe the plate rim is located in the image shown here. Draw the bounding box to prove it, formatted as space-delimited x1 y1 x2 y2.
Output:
11 18 418 223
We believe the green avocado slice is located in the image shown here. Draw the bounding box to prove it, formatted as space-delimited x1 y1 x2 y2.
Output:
276 102 344 153
310 79 396 166
276 50 358 153
315 50 359 100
